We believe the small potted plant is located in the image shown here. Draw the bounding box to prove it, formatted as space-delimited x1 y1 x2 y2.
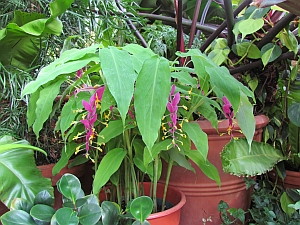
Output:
21 39 262 224
0 173 154 225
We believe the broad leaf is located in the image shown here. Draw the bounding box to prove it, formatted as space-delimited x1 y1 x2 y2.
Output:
78 203 102 225
261 43 282 67
239 18 264 40
288 102 300 127
135 55 171 152
0 210 36 225
101 201 120 225
185 150 221 186
97 120 124 145
0 137 53 208
130 196 153 222
221 138 285 176
182 122 208 161
280 192 295 216
93 148 126 194
30 204 55 224
55 207 79 225
57 173 82 203
99 47 136 124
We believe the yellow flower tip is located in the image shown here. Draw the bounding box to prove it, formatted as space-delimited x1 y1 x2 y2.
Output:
85 153 89 159
188 88 192 95
183 105 188 110
91 158 95 163
75 146 80 154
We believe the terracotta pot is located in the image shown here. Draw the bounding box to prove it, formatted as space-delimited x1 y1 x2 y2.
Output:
159 115 269 225
269 169 300 189
38 161 86 209
144 182 186 225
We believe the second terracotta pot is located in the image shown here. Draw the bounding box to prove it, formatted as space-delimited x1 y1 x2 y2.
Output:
159 115 269 225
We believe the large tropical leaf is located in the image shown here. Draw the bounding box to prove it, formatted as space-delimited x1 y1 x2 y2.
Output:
221 138 285 176
0 136 53 208
134 55 171 153
99 46 136 125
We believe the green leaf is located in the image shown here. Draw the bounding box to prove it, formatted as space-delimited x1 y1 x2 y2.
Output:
93 148 126 194
34 190 54 206
32 78 65 137
261 43 282 67
10 198 33 212
221 138 285 176
280 192 295 216
59 96 77 135
134 55 171 152
236 92 255 148
239 18 264 40
0 137 53 208
97 120 124 144
26 90 40 128
78 203 102 225
99 47 136 125
49 0 75 17
0 210 36 225
30 204 55 224
143 139 171 166
101 201 120 225
288 102 300 127
228 208 245 223
55 207 79 225
171 71 197 86
22 45 100 96
130 196 153 222
278 30 298 54
233 42 260 59
182 122 208 161
57 173 82 203
52 143 76 176
185 150 221 186
208 49 229 66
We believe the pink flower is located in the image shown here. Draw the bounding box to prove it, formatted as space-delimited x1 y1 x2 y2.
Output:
80 86 105 152
222 96 234 135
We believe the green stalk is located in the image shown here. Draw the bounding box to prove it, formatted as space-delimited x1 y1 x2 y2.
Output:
153 155 159 213
161 158 173 212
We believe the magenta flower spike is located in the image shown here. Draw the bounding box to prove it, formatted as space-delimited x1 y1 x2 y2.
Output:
222 96 234 132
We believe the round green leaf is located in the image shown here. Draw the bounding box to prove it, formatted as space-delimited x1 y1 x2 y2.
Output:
57 173 82 203
78 203 102 225
55 207 78 225
130 196 153 222
34 190 54 206
30 204 55 224
101 201 120 225
0 210 36 225
288 103 300 127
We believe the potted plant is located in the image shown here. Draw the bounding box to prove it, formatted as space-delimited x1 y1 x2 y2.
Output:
0 173 154 225
21 30 264 224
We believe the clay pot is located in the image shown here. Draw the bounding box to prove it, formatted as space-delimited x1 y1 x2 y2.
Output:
144 182 186 225
38 161 86 209
269 169 300 189
159 115 269 225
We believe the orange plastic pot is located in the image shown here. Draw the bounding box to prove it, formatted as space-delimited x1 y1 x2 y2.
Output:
160 115 268 225
269 169 300 189
144 182 186 225
38 161 86 209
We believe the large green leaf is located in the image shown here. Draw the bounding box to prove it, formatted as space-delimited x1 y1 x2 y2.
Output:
185 149 221 186
0 137 53 208
221 138 285 176
50 0 75 17
99 47 136 124
30 204 55 224
32 78 65 137
93 148 126 194
239 18 264 40
55 207 79 225
134 55 171 153
182 122 208 161
288 102 300 127
101 201 120 225
22 45 100 96
236 92 255 149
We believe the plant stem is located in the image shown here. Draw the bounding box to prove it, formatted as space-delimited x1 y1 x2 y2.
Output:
153 154 159 213
223 0 234 48
161 158 173 212
188 0 202 48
